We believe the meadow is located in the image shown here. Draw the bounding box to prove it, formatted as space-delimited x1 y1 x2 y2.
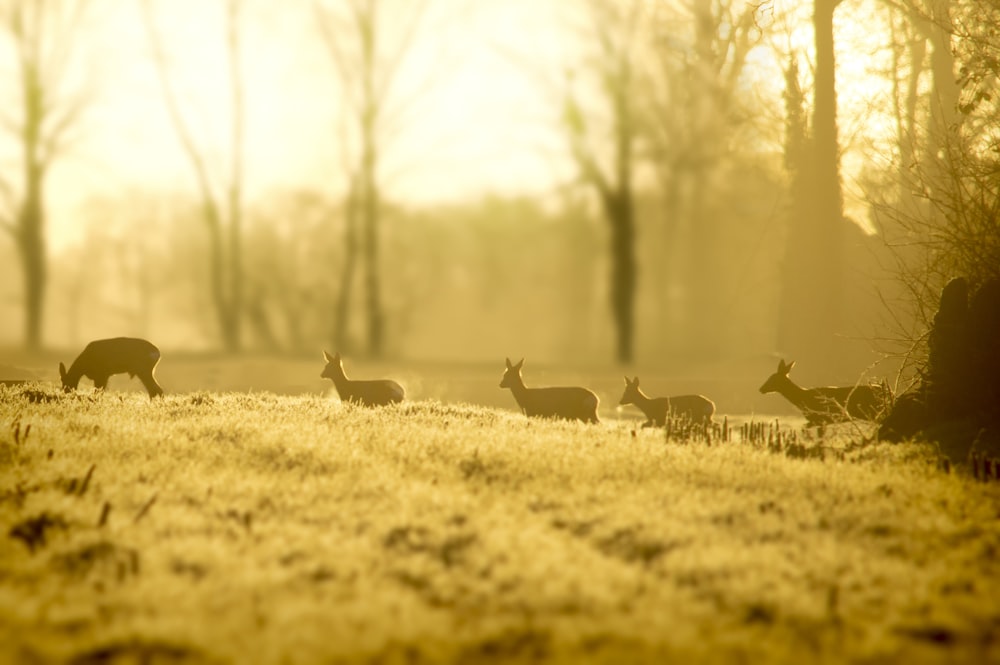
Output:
1 365 999 664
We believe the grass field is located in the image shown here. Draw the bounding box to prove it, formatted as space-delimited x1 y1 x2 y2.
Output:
1 366 999 664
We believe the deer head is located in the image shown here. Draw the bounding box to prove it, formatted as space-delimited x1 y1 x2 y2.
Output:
58 362 76 392
321 350 346 381
619 376 641 405
499 357 524 389
759 359 795 394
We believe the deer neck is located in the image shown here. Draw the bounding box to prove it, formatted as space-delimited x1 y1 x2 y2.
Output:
631 388 655 413
775 377 813 409
65 363 84 386
328 369 351 391
506 376 529 401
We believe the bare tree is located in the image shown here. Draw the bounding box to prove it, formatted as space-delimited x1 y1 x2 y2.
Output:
561 0 648 364
0 0 91 350
313 0 434 358
867 0 999 363
774 0 851 373
646 0 761 358
140 0 246 351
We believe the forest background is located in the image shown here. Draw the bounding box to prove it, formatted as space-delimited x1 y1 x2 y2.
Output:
2 0 998 392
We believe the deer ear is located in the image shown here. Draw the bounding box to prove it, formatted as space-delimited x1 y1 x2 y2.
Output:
515 358 524 370
623 376 629 385
59 362 66 379
633 376 640 386
777 359 787 372
786 360 795 373
323 350 333 362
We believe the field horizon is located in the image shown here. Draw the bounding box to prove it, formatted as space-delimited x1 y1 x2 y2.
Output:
0 347 861 421
2 380 999 664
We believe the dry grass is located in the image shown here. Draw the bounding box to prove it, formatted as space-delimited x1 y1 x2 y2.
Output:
1 382 999 664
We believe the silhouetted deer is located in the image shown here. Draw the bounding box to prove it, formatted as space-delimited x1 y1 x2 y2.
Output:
619 376 715 427
759 359 889 426
59 337 164 398
320 351 404 406
499 357 599 423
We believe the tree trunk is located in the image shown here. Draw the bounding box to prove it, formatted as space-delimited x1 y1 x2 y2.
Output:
777 0 846 374
685 3 723 358
604 190 636 364
18 181 46 351
811 0 845 361
925 0 959 202
17 55 48 351
359 3 384 358
203 201 240 351
362 156 383 358
334 177 360 351
224 0 244 352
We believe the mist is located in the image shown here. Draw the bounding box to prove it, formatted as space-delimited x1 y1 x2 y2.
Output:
2 0 996 390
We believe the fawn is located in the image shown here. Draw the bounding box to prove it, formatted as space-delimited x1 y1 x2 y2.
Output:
499 357 599 423
758 359 889 426
320 351 404 406
59 337 164 398
619 376 715 427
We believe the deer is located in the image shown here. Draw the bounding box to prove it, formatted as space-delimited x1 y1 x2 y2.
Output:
619 376 715 427
59 337 164 399
758 359 890 426
499 357 599 423
320 351 404 407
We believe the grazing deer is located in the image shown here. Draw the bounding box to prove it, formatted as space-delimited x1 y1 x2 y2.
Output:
759 359 889 426
320 351 404 407
59 337 164 398
619 376 715 427
499 357 599 423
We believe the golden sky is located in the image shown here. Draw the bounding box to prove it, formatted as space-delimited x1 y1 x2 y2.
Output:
44 0 581 249
21 0 898 249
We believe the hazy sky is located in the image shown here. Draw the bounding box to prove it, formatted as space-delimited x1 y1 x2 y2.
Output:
15 0 896 250
40 0 582 249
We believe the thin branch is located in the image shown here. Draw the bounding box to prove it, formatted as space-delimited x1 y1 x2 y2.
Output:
226 0 245 221
313 0 362 114
139 0 221 218
373 0 431 102
0 172 16 229
39 91 89 166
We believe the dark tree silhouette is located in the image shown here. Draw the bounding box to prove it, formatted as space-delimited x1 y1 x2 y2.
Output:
314 0 434 358
562 0 643 364
868 0 999 360
0 0 92 350
776 0 849 374
141 0 247 352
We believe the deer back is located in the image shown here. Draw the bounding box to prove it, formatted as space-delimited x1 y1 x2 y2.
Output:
518 386 600 423
666 394 716 424
760 360 888 424
321 351 404 407
338 379 405 407
500 358 598 423
64 338 160 380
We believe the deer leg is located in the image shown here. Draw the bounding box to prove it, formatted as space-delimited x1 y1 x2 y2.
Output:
93 376 109 390
138 373 164 399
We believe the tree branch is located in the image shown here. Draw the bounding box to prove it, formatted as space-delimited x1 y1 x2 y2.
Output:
313 0 361 114
139 0 221 222
226 0 245 221
0 172 16 236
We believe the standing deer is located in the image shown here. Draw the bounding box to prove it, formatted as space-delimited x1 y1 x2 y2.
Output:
320 351 404 406
59 337 164 398
619 376 715 427
499 357 599 423
758 359 889 426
